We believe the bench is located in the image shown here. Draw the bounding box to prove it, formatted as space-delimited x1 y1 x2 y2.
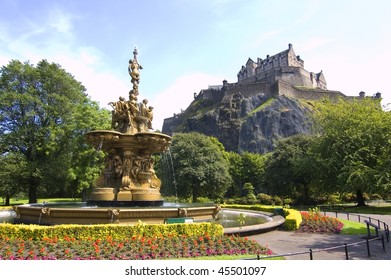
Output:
164 218 194 224
364 220 380 237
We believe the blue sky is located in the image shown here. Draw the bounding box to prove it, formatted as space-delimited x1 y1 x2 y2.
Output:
1 0 390 130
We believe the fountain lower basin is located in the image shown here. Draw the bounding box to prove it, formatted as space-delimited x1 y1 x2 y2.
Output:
13 202 221 225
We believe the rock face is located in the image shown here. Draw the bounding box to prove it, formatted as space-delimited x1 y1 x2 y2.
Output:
237 95 312 153
162 94 313 154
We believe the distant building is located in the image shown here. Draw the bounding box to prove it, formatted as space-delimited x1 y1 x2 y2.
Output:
237 43 327 90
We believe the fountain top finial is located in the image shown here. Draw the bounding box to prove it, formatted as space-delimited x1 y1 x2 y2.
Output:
128 47 142 86
133 46 138 61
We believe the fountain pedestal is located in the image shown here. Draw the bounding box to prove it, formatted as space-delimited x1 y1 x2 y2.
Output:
85 130 171 207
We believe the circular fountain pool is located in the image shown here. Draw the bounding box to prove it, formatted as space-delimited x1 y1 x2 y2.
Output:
4 203 285 236
12 202 221 225
216 209 285 235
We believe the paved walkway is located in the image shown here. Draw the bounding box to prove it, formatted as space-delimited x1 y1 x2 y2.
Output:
249 212 391 260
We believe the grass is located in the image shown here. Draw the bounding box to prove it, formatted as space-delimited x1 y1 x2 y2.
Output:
342 206 391 215
339 219 375 235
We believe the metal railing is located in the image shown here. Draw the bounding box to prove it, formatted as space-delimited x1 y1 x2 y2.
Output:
245 210 390 260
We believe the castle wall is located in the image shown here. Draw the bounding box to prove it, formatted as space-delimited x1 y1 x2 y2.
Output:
276 80 345 100
195 88 225 103
221 82 272 103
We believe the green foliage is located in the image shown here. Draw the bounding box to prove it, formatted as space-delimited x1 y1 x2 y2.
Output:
170 132 232 202
226 151 267 197
263 134 317 204
256 193 274 205
0 153 26 205
311 97 391 205
0 59 111 202
273 196 283 206
0 222 224 241
243 183 256 202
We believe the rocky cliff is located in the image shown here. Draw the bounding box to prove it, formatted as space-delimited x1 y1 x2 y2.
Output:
162 93 314 154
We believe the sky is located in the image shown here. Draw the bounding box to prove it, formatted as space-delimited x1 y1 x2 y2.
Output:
1 0 390 130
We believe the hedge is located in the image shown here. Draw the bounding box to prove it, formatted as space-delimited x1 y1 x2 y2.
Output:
0 222 224 241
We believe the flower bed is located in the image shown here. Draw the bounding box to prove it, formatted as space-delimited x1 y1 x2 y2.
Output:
0 234 272 260
299 207 343 234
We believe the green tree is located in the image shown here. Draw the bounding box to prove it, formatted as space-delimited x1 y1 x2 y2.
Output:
241 152 267 194
263 134 316 204
226 152 267 197
311 97 391 206
0 152 26 205
170 132 232 202
0 59 110 203
226 152 243 197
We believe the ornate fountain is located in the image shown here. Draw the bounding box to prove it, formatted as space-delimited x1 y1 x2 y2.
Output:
85 47 171 207
13 48 221 225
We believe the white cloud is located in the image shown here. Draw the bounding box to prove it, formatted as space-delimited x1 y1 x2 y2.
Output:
150 73 226 131
48 9 74 34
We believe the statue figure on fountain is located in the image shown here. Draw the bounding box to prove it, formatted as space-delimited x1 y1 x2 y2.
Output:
109 47 155 134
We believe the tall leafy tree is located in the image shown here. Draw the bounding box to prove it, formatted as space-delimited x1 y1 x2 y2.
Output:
226 152 267 197
263 134 316 204
226 151 243 197
0 59 110 203
170 132 232 202
0 152 26 205
241 152 267 194
311 97 391 206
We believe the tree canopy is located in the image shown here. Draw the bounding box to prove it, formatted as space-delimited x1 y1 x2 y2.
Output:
310 97 391 205
0 59 110 203
170 132 232 202
263 134 316 204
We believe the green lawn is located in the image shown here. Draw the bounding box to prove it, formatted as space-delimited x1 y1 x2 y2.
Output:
339 218 375 235
342 205 391 215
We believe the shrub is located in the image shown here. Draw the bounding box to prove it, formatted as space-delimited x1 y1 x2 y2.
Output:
283 209 302 230
256 193 274 205
341 193 356 203
273 196 283 206
0 222 224 241
369 193 383 200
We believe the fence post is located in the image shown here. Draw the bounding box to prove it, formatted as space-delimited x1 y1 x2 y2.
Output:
344 243 349 260
358 215 361 223
309 249 313 260
347 213 350 221
381 235 385 251
366 239 371 257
